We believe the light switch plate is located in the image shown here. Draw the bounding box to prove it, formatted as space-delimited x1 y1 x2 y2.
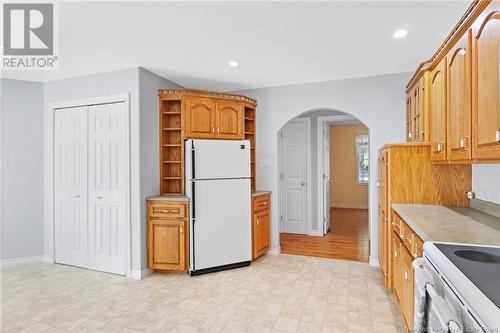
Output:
257 158 270 168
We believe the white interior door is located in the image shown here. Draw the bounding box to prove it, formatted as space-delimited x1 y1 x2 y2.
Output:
323 123 331 234
54 106 88 268
280 120 308 234
88 102 128 275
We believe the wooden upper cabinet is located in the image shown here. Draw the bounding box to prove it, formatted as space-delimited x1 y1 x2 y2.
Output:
185 96 216 139
430 59 447 162
216 100 244 139
472 9 500 160
447 32 472 162
406 75 428 143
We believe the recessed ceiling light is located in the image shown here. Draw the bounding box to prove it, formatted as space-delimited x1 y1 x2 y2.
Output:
229 60 240 67
393 29 408 39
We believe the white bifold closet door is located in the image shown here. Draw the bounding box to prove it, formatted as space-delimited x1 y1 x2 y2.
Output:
54 102 127 276
54 106 88 268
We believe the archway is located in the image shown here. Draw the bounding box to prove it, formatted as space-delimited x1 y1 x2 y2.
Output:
277 108 370 262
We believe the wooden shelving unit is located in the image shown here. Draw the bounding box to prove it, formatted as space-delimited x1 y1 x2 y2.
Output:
158 90 257 195
159 99 184 195
244 105 256 191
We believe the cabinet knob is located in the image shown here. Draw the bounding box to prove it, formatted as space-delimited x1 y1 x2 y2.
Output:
404 271 408 280
437 143 442 152
496 129 500 143
180 226 184 234
212 128 215 133
256 219 260 225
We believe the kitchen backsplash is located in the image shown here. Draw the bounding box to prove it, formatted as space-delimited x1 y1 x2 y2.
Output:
472 164 500 205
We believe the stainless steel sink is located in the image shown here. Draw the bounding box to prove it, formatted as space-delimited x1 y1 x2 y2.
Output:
455 250 500 264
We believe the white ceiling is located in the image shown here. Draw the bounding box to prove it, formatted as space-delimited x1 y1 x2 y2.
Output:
1 1 471 91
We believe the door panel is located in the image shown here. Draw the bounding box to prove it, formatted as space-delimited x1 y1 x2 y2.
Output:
148 219 185 270
281 120 308 234
88 102 127 275
185 97 216 139
472 11 500 159
255 210 270 253
430 60 447 162
447 32 471 161
54 107 88 268
216 100 243 139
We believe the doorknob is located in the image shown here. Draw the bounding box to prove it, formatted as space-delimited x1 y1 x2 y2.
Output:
301 181 306 186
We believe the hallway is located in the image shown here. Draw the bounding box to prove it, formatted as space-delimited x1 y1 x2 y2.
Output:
280 208 369 262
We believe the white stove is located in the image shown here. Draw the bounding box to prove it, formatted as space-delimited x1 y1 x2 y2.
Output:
420 242 500 332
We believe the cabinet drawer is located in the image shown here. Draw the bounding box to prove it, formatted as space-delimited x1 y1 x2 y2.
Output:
400 221 414 252
392 212 402 235
253 195 270 212
412 234 424 259
148 203 186 218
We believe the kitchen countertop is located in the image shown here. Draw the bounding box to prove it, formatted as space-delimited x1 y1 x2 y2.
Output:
392 204 500 246
146 195 189 202
252 191 271 197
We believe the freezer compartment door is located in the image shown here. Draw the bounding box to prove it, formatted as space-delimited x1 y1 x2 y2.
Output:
187 139 250 179
191 178 251 271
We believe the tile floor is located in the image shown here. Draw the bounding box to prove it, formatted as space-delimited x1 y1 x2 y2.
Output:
1 254 405 332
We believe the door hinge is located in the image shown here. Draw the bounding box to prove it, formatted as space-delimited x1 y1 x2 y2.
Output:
323 174 326 180
280 173 284 180
280 215 283 222
280 131 284 138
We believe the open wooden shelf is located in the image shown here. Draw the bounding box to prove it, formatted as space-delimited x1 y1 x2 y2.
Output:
160 99 184 195
244 106 256 191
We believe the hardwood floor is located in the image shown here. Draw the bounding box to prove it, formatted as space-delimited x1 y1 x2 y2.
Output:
280 208 369 263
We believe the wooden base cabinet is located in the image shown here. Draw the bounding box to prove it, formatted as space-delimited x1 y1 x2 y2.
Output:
252 193 271 259
147 200 189 271
391 210 424 330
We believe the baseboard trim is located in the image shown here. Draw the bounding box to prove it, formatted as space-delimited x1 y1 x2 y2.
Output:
0 255 44 267
43 255 54 263
268 247 281 255
130 268 151 280
369 256 379 267
332 204 369 210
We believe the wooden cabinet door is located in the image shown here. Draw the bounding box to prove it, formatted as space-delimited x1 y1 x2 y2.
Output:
185 96 216 139
254 209 270 257
406 95 414 142
430 59 447 162
472 10 500 160
216 100 244 139
148 219 186 270
407 81 425 142
447 32 472 162
402 247 414 329
392 233 403 301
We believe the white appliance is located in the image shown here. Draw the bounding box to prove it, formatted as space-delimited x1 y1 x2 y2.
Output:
415 242 500 332
185 139 252 275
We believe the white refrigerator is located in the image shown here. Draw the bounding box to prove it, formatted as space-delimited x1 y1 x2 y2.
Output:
185 139 252 275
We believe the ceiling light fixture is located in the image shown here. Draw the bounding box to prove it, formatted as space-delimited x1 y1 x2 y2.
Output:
229 60 240 67
393 29 408 39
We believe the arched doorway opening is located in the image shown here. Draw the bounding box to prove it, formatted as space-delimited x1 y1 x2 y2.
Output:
277 108 370 262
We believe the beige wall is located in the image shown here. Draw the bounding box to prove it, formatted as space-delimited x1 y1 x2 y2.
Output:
330 124 369 209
